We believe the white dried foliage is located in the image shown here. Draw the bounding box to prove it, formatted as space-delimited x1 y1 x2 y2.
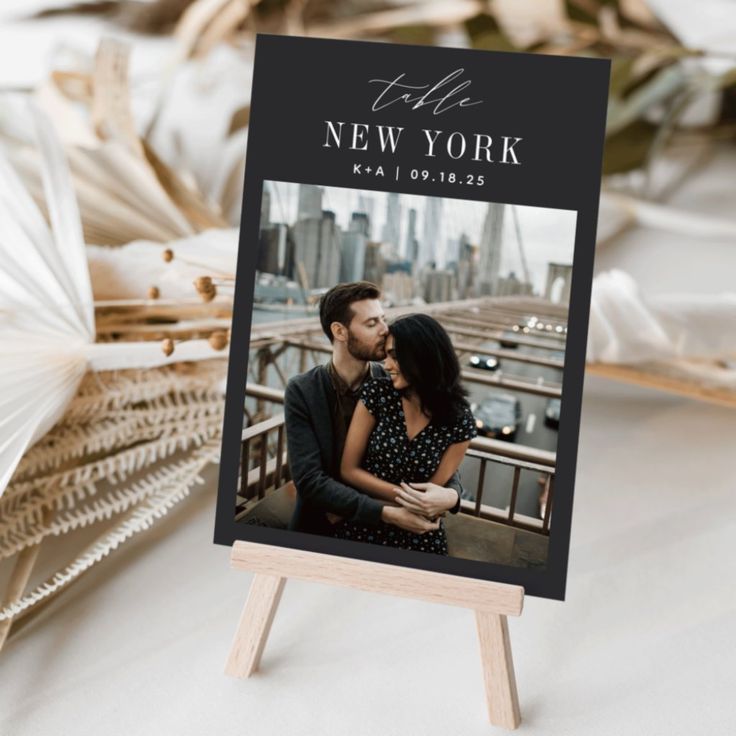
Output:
14 363 225 478
0 361 226 623
0 83 235 640
0 438 219 623
55 361 227 423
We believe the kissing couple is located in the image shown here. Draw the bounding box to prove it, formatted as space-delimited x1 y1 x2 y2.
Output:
285 281 476 556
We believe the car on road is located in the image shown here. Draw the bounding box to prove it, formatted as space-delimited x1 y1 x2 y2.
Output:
498 331 518 349
499 320 534 348
472 394 522 441
544 398 561 428
469 354 500 372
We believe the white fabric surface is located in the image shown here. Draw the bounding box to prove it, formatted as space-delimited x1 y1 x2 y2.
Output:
2 375 736 735
588 269 736 363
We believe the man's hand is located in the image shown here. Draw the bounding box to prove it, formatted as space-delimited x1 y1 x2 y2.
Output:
395 482 459 519
381 505 440 534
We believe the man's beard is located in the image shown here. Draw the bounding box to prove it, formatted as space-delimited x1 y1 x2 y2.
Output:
347 331 386 361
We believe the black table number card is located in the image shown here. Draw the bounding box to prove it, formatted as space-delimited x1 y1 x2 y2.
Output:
215 34 609 600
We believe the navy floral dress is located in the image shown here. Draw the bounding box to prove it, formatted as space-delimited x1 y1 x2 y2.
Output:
332 378 477 555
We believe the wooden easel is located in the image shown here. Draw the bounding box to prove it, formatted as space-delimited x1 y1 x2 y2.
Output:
225 541 525 730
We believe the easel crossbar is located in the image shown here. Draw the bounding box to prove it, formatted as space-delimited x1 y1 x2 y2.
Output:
230 541 523 616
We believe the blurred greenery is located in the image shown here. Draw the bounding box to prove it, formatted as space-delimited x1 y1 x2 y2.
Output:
603 119 659 174
465 13 517 53
386 24 437 47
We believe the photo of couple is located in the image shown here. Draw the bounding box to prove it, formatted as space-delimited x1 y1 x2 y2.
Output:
232 181 576 571
286 282 476 555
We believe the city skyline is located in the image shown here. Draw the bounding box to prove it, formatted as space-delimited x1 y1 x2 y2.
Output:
262 182 577 296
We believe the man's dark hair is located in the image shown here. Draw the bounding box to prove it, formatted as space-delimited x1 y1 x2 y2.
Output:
319 281 381 342
389 313 469 426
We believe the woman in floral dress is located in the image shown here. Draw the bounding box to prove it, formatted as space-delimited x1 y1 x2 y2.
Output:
336 314 477 555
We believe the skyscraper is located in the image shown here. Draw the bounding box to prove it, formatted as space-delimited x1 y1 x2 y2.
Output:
419 197 443 269
382 272 414 304
381 192 401 255
291 210 341 289
357 194 375 238
341 212 369 282
258 223 289 275
404 207 418 263
496 271 534 296
350 212 370 237
477 202 505 296
456 233 476 299
364 242 386 286
260 185 271 229
297 184 323 221
422 269 456 304
341 230 367 282
316 211 341 287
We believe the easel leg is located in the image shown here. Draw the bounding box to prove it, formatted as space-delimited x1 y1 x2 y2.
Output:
225 574 286 678
475 611 521 730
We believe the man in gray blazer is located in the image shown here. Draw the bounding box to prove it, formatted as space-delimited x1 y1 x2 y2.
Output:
285 281 463 537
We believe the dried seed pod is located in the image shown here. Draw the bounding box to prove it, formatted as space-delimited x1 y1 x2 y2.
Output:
208 330 228 351
161 338 174 357
162 248 174 262
148 285 160 299
193 276 212 292
194 275 217 302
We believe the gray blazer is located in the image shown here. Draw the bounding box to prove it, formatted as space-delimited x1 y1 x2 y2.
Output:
285 363 463 535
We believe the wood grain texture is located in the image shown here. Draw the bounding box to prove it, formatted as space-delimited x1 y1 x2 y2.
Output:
224 574 286 678
476 612 521 730
230 541 524 616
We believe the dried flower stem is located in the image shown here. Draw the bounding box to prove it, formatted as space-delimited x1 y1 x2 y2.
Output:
0 441 219 629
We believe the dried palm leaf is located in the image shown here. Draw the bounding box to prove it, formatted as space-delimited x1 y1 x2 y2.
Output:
228 105 250 135
0 106 92 494
491 0 570 49
1 38 227 246
0 359 227 644
0 98 231 648
0 438 221 630
122 0 198 33
31 1 122 20
143 0 257 138
618 0 662 30
306 0 485 39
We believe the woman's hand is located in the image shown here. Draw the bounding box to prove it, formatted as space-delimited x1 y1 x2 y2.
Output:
381 505 441 534
395 439 470 517
395 481 459 519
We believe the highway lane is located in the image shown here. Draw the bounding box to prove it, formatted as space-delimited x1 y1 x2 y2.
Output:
459 338 564 519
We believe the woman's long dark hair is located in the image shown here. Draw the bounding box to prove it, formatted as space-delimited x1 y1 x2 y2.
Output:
389 314 469 426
